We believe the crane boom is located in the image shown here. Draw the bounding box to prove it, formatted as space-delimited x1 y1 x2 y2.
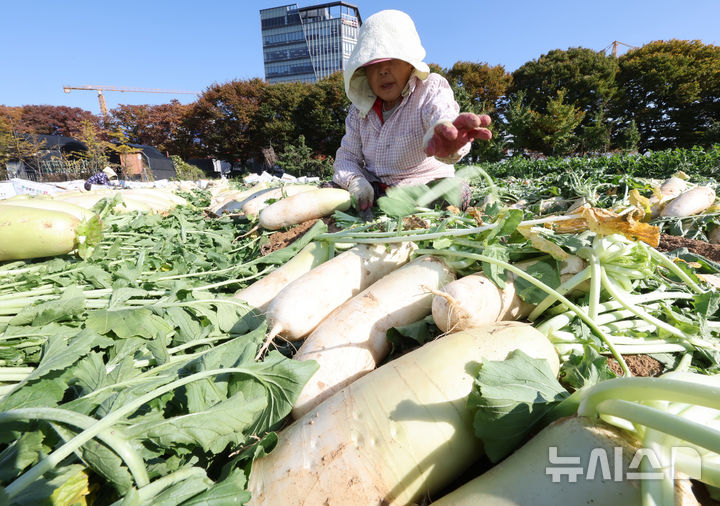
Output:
63 85 201 116
602 41 639 57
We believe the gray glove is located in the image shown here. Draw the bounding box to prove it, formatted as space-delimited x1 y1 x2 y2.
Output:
347 177 374 211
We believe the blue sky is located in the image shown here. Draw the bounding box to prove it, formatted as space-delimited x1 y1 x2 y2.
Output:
2 0 718 115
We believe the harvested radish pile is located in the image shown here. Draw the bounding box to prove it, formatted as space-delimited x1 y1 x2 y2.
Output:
1 147 720 505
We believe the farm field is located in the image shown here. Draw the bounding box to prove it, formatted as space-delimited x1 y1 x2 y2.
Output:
1 145 720 505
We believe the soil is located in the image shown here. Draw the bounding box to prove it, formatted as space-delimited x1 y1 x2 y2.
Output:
607 354 664 377
657 233 720 262
259 217 341 256
260 219 320 256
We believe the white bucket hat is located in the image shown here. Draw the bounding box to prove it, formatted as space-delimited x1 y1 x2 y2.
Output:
345 10 430 117
102 167 117 179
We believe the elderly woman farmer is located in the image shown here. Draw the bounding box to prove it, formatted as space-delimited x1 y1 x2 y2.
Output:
332 9 492 212
84 167 118 191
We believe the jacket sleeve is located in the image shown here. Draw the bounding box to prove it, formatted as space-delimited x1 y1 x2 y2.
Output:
332 107 367 189
421 75 471 163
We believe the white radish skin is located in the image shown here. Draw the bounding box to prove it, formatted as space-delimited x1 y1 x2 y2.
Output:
291 255 456 419
209 185 273 216
432 256 585 333
660 186 716 217
0 205 81 261
260 242 415 346
658 176 688 200
0 199 95 222
649 177 688 218
431 272 530 333
430 416 698 506
233 241 331 312
247 322 559 506
241 184 317 218
258 188 351 230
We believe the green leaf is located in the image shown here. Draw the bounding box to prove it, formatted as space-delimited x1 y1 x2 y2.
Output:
227 351 320 434
26 329 110 386
385 316 437 360
181 467 251 506
50 421 134 494
9 463 89 506
481 243 510 289
559 346 617 391
9 286 86 326
468 349 569 462
0 430 44 481
513 259 561 305
147 468 213 506
86 308 174 340
133 392 267 454
377 184 432 217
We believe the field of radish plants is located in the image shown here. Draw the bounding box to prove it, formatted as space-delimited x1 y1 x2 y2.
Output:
1 145 720 505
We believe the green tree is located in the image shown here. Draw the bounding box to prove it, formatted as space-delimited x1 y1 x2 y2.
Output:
508 47 617 152
579 110 612 154
446 61 511 114
276 135 334 179
169 155 205 180
75 120 115 173
615 119 641 153
534 90 586 156
503 90 536 154
615 39 720 150
252 80 309 156
295 71 349 157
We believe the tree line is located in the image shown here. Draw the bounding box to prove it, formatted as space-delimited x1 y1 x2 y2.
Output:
1 39 719 178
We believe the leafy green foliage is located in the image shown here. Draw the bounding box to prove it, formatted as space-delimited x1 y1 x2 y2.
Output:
468 350 569 462
170 155 205 181
0 192 323 504
616 39 720 151
276 135 334 179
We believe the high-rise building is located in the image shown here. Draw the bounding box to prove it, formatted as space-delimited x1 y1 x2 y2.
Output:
260 2 362 84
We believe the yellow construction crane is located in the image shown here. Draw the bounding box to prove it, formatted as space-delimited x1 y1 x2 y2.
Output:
62 85 201 116
602 41 639 57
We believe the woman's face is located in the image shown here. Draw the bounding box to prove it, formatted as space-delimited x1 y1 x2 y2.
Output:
365 59 414 109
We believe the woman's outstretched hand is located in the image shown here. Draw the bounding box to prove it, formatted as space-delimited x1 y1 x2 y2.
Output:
424 113 492 160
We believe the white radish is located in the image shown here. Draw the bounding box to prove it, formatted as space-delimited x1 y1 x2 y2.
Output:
431 271 530 333
291 255 456 418
241 184 317 218
0 205 82 260
432 256 586 333
209 184 271 216
233 241 331 312
258 188 351 230
660 186 716 217
256 242 415 358
430 416 698 506
0 199 95 222
247 321 559 506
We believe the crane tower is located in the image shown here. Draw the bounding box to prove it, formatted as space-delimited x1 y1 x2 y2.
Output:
62 85 200 116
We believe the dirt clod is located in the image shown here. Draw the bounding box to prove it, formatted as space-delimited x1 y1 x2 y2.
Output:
657 233 720 262
607 354 664 377
261 219 320 255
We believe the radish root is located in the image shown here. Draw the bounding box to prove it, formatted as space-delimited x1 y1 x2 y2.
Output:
255 325 282 361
